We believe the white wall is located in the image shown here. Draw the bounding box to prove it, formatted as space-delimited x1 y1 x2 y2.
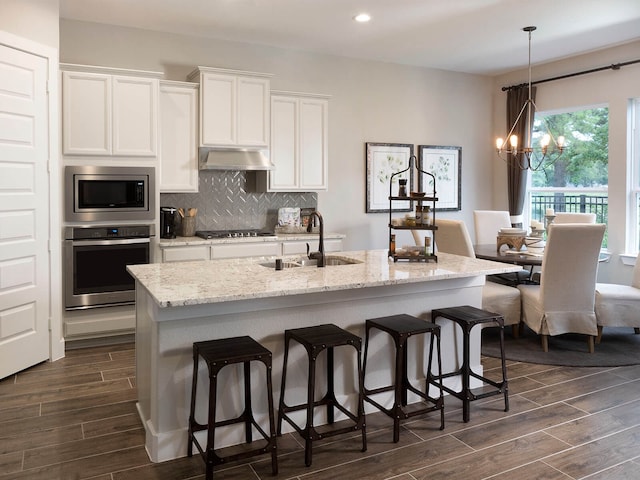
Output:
0 0 59 48
492 40 640 283
59 19 494 251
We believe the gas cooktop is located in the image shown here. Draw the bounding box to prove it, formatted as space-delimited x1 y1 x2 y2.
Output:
195 229 276 239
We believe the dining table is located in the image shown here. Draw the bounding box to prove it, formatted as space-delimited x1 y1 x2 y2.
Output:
473 243 609 286
473 244 543 267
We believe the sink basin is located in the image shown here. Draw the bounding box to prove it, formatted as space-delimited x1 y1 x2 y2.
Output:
260 256 360 269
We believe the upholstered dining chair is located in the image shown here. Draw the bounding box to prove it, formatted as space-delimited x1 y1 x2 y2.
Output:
552 212 596 224
473 209 529 285
473 210 511 244
594 258 640 342
433 218 521 334
517 223 606 353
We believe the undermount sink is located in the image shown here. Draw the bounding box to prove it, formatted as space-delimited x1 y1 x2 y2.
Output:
260 256 361 269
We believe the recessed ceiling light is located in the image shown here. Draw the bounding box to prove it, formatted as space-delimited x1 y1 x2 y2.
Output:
354 13 371 23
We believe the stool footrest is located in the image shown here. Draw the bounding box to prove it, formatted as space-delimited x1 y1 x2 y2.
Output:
432 305 509 423
191 436 276 467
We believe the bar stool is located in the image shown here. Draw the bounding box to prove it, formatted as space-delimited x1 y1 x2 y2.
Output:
363 314 445 442
188 336 278 479
431 305 509 422
277 324 367 467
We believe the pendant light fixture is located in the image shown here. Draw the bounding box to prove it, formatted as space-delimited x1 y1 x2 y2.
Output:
496 26 565 171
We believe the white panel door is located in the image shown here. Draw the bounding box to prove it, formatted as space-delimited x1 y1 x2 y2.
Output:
237 76 269 146
0 44 50 378
299 97 328 190
113 76 158 156
159 82 198 192
200 72 236 146
62 71 111 155
269 95 298 190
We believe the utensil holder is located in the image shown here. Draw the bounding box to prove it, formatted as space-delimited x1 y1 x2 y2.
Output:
182 216 196 237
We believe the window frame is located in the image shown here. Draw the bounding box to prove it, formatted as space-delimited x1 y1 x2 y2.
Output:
525 104 610 242
626 98 640 258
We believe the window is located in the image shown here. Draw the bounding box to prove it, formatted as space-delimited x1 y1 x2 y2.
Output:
631 98 640 252
528 106 609 246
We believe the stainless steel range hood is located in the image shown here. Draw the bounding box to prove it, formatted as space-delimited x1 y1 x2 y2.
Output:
199 148 273 171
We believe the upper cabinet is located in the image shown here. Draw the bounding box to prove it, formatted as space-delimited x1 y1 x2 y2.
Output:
159 81 199 193
61 64 162 157
188 66 272 148
258 91 329 192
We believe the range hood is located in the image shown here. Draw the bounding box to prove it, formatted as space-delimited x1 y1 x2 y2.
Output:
199 148 273 171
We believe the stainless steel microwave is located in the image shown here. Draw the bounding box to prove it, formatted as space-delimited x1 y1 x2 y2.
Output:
65 166 156 222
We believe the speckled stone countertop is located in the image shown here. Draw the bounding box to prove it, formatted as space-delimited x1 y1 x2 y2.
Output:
158 232 346 247
127 249 521 308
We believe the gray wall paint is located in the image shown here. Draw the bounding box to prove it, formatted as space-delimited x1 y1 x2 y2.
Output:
0 0 59 48
60 19 494 251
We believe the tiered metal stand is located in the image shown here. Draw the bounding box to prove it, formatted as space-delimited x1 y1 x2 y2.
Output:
388 155 438 262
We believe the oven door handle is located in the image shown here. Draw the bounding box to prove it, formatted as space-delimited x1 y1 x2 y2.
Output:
69 238 151 247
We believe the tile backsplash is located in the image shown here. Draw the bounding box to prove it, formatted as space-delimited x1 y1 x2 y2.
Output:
160 170 317 232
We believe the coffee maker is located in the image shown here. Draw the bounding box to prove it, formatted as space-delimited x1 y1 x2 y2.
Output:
160 207 177 239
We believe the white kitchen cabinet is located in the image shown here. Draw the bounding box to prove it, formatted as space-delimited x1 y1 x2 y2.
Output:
188 66 272 148
162 245 209 263
159 81 199 192
258 91 329 192
210 242 280 259
61 64 161 157
281 238 343 255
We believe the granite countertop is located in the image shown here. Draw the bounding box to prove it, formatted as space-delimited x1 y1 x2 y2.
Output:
127 249 521 308
159 232 346 247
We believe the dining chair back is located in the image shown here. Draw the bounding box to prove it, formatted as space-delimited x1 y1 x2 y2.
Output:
473 209 530 285
433 219 521 330
517 223 605 352
473 210 511 245
594 257 640 339
552 212 596 224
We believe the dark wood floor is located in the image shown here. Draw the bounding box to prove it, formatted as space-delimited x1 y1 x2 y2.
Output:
1 342 640 480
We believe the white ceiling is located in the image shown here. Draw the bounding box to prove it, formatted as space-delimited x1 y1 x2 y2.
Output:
59 0 640 75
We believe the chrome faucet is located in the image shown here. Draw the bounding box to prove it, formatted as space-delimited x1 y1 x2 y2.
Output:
306 211 325 267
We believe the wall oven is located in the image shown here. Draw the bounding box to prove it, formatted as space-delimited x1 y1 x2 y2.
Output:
64 225 152 310
65 165 155 222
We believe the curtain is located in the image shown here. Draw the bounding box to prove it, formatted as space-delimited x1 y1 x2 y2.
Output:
506 85 536 227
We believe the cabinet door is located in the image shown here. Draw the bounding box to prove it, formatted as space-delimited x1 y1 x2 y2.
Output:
281 239 342 255
299 97 328 190
112 76 158 156
160 82 198 192
269 95 298 190
237 76 269 146
162 246 209 263
62 71 112 155
200 72 236 146
210 242 280 259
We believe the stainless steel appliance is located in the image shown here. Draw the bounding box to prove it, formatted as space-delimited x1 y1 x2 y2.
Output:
195 229 276 239
160 207 177 239
64 225 152 310
65 166 155 222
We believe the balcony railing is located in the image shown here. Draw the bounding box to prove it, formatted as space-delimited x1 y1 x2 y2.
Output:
530 190 608 246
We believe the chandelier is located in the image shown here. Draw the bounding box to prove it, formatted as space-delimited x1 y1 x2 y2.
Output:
496 26 565 171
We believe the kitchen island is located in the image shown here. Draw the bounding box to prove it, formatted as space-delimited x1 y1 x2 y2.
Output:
128 250 520 462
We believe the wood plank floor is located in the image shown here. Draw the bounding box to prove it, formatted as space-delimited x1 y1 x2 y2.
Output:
1 342 640 479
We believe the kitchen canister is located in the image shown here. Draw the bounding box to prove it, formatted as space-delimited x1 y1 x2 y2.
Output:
278 207 301 227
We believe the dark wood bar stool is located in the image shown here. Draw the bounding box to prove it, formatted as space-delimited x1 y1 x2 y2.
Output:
188 336 278 479
431 305 509 422
277 323 367 467
362 314 444 442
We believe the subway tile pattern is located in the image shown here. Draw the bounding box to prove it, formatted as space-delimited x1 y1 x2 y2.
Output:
160 170 317 232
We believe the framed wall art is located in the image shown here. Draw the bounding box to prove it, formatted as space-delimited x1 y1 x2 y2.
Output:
365 142 413 213
418 145 461 211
